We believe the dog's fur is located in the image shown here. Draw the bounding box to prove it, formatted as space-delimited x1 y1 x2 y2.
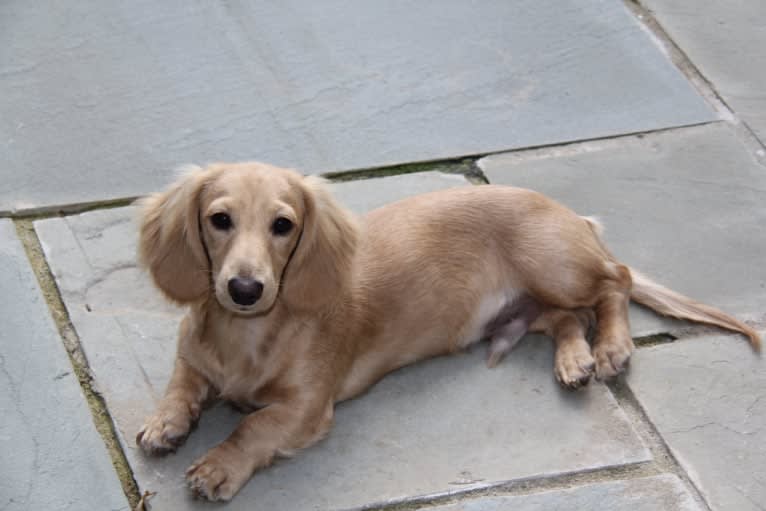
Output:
136 162 760 501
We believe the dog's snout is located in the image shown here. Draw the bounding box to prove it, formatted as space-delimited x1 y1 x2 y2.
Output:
228 277 264 306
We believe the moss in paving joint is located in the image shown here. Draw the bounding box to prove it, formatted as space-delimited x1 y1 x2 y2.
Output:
14 219 141 509
606 378 713 511
359 462 661 511
323 157 484 183
1 196 140 221
2 157 491 221
633 333 677 348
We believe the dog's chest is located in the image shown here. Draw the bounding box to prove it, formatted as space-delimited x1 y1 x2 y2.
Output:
191 315 284 409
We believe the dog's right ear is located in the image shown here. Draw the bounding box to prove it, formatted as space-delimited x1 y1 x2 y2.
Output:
137 165 211 304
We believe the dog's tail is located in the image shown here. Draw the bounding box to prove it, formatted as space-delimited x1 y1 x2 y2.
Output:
629 268 761 351
581 215 760 350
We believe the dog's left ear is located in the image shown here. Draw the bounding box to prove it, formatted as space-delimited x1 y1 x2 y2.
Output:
281 176 359 311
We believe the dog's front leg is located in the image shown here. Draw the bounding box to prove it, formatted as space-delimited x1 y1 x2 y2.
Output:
136 357 211 455
186 397 334 501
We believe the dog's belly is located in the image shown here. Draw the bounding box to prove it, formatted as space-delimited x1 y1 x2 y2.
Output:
457 291 523 349
337 290 533 401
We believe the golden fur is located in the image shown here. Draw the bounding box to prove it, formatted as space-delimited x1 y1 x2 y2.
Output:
136 162 760 501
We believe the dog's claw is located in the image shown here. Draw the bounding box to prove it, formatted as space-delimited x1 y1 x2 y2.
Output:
185 443 252 502
555 348 595 390
137 407 195 455
593 341 633 380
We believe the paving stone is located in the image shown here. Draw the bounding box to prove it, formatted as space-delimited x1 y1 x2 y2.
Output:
626 335 765 511
642 0 766 143
328 171 469 214
35 173 649 510
0 220 129 511
479 123 766 338
0 0 714 212
430 474 701 511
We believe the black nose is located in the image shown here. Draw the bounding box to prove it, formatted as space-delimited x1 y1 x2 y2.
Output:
227 277 264 306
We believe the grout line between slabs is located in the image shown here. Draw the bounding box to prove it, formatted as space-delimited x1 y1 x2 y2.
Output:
349 462 663 511
1 196 141 221
13 219 142 510
474 121 720 166
323 157 484 183
606 378 713 511
624 0 766 163
0 119 725 221
357 359 720 511
358 455 698 511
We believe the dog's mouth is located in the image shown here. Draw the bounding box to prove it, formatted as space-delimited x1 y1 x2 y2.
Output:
216 294 277 317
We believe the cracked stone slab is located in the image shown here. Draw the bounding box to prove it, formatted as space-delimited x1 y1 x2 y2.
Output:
626 334 766 511
479 123 766 338
641 0 766 143
0 220 129 511
35 172 650 510
0 0 714 212
430 474 702 511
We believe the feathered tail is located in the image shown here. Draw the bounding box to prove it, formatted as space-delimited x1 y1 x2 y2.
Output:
629 269 761 351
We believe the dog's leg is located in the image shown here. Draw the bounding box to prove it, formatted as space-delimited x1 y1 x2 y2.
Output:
591 264 634 380
531 308 596 389
186 396 334 501
136 357 211 455
486 318 528 368
486 297 541 368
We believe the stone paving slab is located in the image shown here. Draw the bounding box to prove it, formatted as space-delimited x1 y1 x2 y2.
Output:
429 474 701 511
642 0 766 143
0 0 714 212
35 172 650 510
0 220 129 511
479 123 766 338
626 334 765 511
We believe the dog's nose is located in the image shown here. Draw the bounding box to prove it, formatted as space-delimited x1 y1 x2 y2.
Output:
227 277 264 306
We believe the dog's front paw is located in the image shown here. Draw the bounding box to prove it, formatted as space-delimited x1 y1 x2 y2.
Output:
555 347 595 389
136 402 198 455
186 443 253 501
593 340 633 380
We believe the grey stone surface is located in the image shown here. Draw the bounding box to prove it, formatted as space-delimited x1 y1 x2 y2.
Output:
0 220 129 511
0 0 714 212
642 0 766 143
430 475 701 511
330 171 470 214
35 173 650 510
626 335 765 511
480 123 766 338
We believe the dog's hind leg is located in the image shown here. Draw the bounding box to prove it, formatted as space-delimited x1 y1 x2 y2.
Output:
486 318 529 368
590 263 634 380
530 308 596 389
485 296 540 368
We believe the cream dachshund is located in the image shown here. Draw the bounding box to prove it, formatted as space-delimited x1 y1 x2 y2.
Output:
135 162 759 501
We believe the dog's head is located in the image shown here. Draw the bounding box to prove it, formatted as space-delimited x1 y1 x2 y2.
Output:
138 162 358 314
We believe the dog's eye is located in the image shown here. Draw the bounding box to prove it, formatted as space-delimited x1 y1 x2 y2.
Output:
271 217 293 236
210 212 233 231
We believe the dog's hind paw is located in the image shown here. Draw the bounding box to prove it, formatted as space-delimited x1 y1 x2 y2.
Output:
554 348 595 389
593 341 633 380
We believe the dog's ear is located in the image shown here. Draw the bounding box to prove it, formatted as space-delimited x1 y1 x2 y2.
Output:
282 176 359 311
137 165 212 304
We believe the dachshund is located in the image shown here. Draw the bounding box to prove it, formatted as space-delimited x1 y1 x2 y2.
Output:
135 162 759 501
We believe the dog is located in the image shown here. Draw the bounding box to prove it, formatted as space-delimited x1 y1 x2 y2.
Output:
135 162 760 501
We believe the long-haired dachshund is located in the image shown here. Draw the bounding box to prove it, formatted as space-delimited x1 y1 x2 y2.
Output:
135 162 759 501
